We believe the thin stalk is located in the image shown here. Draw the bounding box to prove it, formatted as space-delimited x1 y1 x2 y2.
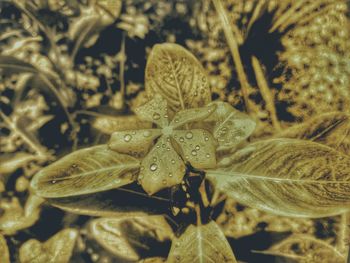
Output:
251 56 281 131
119 32 127 110
211 0 252 113
338 212 350 260
0 111 47 158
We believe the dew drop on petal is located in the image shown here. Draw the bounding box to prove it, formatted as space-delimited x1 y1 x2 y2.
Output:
150 163 158 171
185 132 193 139
153 157 157 162
168 173 173 177
124 134 132 142
191 150 197 156
153 113 161 120
162 179 167 185
143 131 151 137
179 137 185 142
51 180 56 184
204 137 209 141
206 153 210 158
171 159 175 164
195 145 200 150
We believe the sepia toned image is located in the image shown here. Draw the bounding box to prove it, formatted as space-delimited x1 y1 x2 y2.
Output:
0 0 350 262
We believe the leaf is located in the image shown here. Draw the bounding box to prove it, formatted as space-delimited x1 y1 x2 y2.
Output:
19 228 78 263
205 101 256 149
254 234 345 263
109 129 162 156
207 138 350 218
89 216 173 261
31 145 140 198
277 112 350 155
92 114 152 135
0 153 37 174
172 129 217 169
139 136 186 195
145 43 211 115
0 234 10 263
167 221 237 263
135 94 169 128
47 188 170 216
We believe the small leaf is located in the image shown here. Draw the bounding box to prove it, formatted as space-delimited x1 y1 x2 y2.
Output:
145 43 211 115
206 101 256 149
139 136 186 195
31 145 140 198
172 129 216 169
47 188 170 216
19 228 78 263
254 234 345 263
207 138 350 218
109 129 162 156
135 94 169 128
167 221 237 263
169 104 217 129
89 216 173 261
92 114 152 135
0 234 10 263
277 112 350 155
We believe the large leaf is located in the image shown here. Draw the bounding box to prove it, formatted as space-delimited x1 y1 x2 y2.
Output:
277 112 350 155
145 43 211 115
254 234 345 263
47 188 170 216
31 145 140 198
207 139 350 218
89 216 173 261
0 234 10 263
19 228 78 263
167 221 237 263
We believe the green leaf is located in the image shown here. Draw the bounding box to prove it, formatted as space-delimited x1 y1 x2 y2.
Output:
206 101 256 149
167 221 237 263
139 136 186 195
89 216 173 261
31 145 140 198
207 138 350 218
145 43 211 115
19 229 78 263
172 129 217 169
109 129 162 156
277 112 350 155
254 234 345 263
47 188 170 216
0 234 10 263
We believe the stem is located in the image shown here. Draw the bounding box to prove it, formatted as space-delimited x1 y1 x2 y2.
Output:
0 111 47 158
338 212 350 259
251 56 281 131
119 32 127 110
211 0 252 113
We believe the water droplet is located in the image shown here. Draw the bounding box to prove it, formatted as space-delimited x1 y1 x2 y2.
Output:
171 159 175 164
124 134 132 142
168 173 173 177
206 153 210 158
153 157 157 162
195 145 200 150
143 131 151 137
140 166 145 171
186 132 193 139
150 163 158 171
153 113 161 120
51 180 57 184
164 114 168 118
132 131 136 135
162 179 167 185
72 164 77 168
191 150 197 156
204 137 209 141
179 137 185 142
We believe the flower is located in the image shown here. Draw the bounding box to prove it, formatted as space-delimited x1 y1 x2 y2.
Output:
108 95 217 194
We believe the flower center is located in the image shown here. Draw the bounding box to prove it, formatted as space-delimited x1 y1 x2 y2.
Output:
162 126 173 136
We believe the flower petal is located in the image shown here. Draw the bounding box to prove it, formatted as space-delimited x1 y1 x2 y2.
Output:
172 129 216 169
134 95 169 128
139 136 186 195
109 129 161 156
169 104 216 129
206 101 256 149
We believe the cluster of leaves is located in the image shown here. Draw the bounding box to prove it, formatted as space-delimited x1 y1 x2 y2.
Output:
25 43 350 262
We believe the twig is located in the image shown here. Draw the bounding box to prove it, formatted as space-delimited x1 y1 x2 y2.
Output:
119 32 127 110
211 0 252 113
251 56 281 131
0 111 47 158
